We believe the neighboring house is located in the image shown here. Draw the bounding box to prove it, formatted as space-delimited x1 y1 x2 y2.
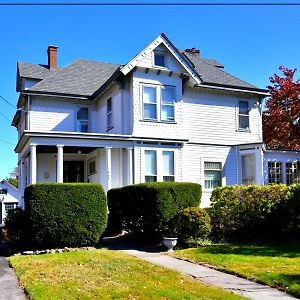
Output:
0 180 19 225
11 33 298 208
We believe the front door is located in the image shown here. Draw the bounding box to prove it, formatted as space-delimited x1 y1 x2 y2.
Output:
63 161 85 183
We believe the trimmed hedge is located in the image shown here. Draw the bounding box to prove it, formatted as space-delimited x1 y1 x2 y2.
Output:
108 182 202 238
209 184 300 240
24 183 107 248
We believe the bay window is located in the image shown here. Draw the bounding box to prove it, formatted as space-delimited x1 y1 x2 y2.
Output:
76 107 89 132
142 85 175 122
268 162 283 184
241 155 256 185
163 151 175 181
286 162 300 185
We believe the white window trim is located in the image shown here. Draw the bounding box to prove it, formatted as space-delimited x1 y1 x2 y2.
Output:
75 105 89 133
267 161 283 184
141 84 176 122
201 158 225 191
142 147 177 182
88 159 96 176
106 97 113 131
237 100 250 132
152 50 168 69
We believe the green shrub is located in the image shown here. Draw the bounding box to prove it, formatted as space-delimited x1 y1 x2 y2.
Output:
1 207 26 245
173 207 211 246
25 183 107 248
108 182 202 238
209 184 300 240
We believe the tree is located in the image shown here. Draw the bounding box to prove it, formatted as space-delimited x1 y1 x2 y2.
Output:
263 66 300 150
5 166 18 188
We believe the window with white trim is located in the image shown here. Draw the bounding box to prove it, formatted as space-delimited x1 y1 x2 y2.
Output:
107 97 113 131
88 160 96 175
142 85 175 122
0 189 7 195
268 162 283 184
76 107 89 132
241 155 256 185
286 162 300 185
154 52 165 67
238 101 249 130
145 150 157 182
204 162 222 189
162 151 175 182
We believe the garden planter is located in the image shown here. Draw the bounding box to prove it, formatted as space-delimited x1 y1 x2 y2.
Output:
163 237 178 252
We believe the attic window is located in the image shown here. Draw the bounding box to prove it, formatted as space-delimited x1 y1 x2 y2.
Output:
154 53 165 67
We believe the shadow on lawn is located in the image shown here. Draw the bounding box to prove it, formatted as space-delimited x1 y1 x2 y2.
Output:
199 243 300 258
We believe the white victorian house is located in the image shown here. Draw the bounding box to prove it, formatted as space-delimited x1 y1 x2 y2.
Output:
12 33 299 208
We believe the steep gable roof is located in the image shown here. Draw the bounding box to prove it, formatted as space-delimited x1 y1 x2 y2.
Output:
17 62 54 80
29 59 120 97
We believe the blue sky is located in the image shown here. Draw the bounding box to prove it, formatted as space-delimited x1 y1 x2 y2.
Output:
0 2 300 180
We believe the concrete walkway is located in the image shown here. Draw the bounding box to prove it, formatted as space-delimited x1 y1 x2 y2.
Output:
119 247 296 300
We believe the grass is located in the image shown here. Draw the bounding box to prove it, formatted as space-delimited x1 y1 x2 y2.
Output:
9 249 245 300
171 242 300 297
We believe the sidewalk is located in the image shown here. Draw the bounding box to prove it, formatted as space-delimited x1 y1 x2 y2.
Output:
103 237 296 300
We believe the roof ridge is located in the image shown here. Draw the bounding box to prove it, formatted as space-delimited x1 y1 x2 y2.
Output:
74 58 122 67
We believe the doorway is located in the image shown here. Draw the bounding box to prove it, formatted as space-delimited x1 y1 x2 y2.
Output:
63 161 85 183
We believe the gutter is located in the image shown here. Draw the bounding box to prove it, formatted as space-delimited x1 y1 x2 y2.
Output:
21 91 89 100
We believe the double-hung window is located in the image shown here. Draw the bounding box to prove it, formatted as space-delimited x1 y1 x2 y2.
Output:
107 98 113 131
241 155 256 185
268 162 283 184
204 162 222 189
286 162 300 185
142 85 175 122
144 150 157 182
76 107 89 132
162 151 175 182
238 101 249 130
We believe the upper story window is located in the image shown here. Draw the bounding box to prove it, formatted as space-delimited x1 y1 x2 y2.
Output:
268 162 283 184
154 53 165 67
238 101 250 130
142 85 175 122
0 189 8 195
204 162 222 189
76 107 89 133
107 97 113 131
286 162 300 185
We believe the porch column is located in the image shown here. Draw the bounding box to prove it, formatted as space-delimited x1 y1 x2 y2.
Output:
105 147 112 191
19 157 26 209
255 147 264 186
30 144 37 184
126 147 133 185
57 145 64 183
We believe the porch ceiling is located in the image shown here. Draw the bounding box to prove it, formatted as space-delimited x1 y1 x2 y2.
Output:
37 145 96 154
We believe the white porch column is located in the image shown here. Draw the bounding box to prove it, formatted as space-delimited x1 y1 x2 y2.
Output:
255 147 264 186
126 147 133 185
30 144 37 184
105 147 112 191
19 157 26 208
57 145 64 183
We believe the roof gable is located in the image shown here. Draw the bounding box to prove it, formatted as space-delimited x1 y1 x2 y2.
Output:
120 33 202 85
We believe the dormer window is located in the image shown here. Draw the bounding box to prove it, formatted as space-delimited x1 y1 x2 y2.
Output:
154 52 165 67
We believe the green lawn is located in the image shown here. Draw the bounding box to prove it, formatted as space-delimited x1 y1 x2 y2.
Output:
9 249 244 300
171 243 300 297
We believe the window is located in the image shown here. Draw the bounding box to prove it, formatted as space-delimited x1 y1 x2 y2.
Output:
238 101 249 130
241 155 256 185
142 85 175 122
154 53 165 67
163 151 175 182
161 88 175 121
88 160 96 175
4 203 18 213
268 162 283 184
286 162 300 185
76 107 89 132
107 98 113 131
0 189 7 195
144 150 157 182
204 162 222 189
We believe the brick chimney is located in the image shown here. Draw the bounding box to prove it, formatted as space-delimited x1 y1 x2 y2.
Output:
185 47 200 57
47 45 58 69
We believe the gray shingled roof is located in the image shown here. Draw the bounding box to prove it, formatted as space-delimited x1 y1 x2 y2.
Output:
183 51 257 89
17 62 54 80
29 59 120 97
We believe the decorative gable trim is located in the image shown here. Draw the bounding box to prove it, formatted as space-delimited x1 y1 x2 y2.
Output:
120 33 202 85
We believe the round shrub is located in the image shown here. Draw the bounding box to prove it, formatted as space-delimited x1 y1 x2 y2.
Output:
24 183 108 248
174 207 211 246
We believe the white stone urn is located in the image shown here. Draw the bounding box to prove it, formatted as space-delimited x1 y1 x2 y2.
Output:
163 237 178 252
